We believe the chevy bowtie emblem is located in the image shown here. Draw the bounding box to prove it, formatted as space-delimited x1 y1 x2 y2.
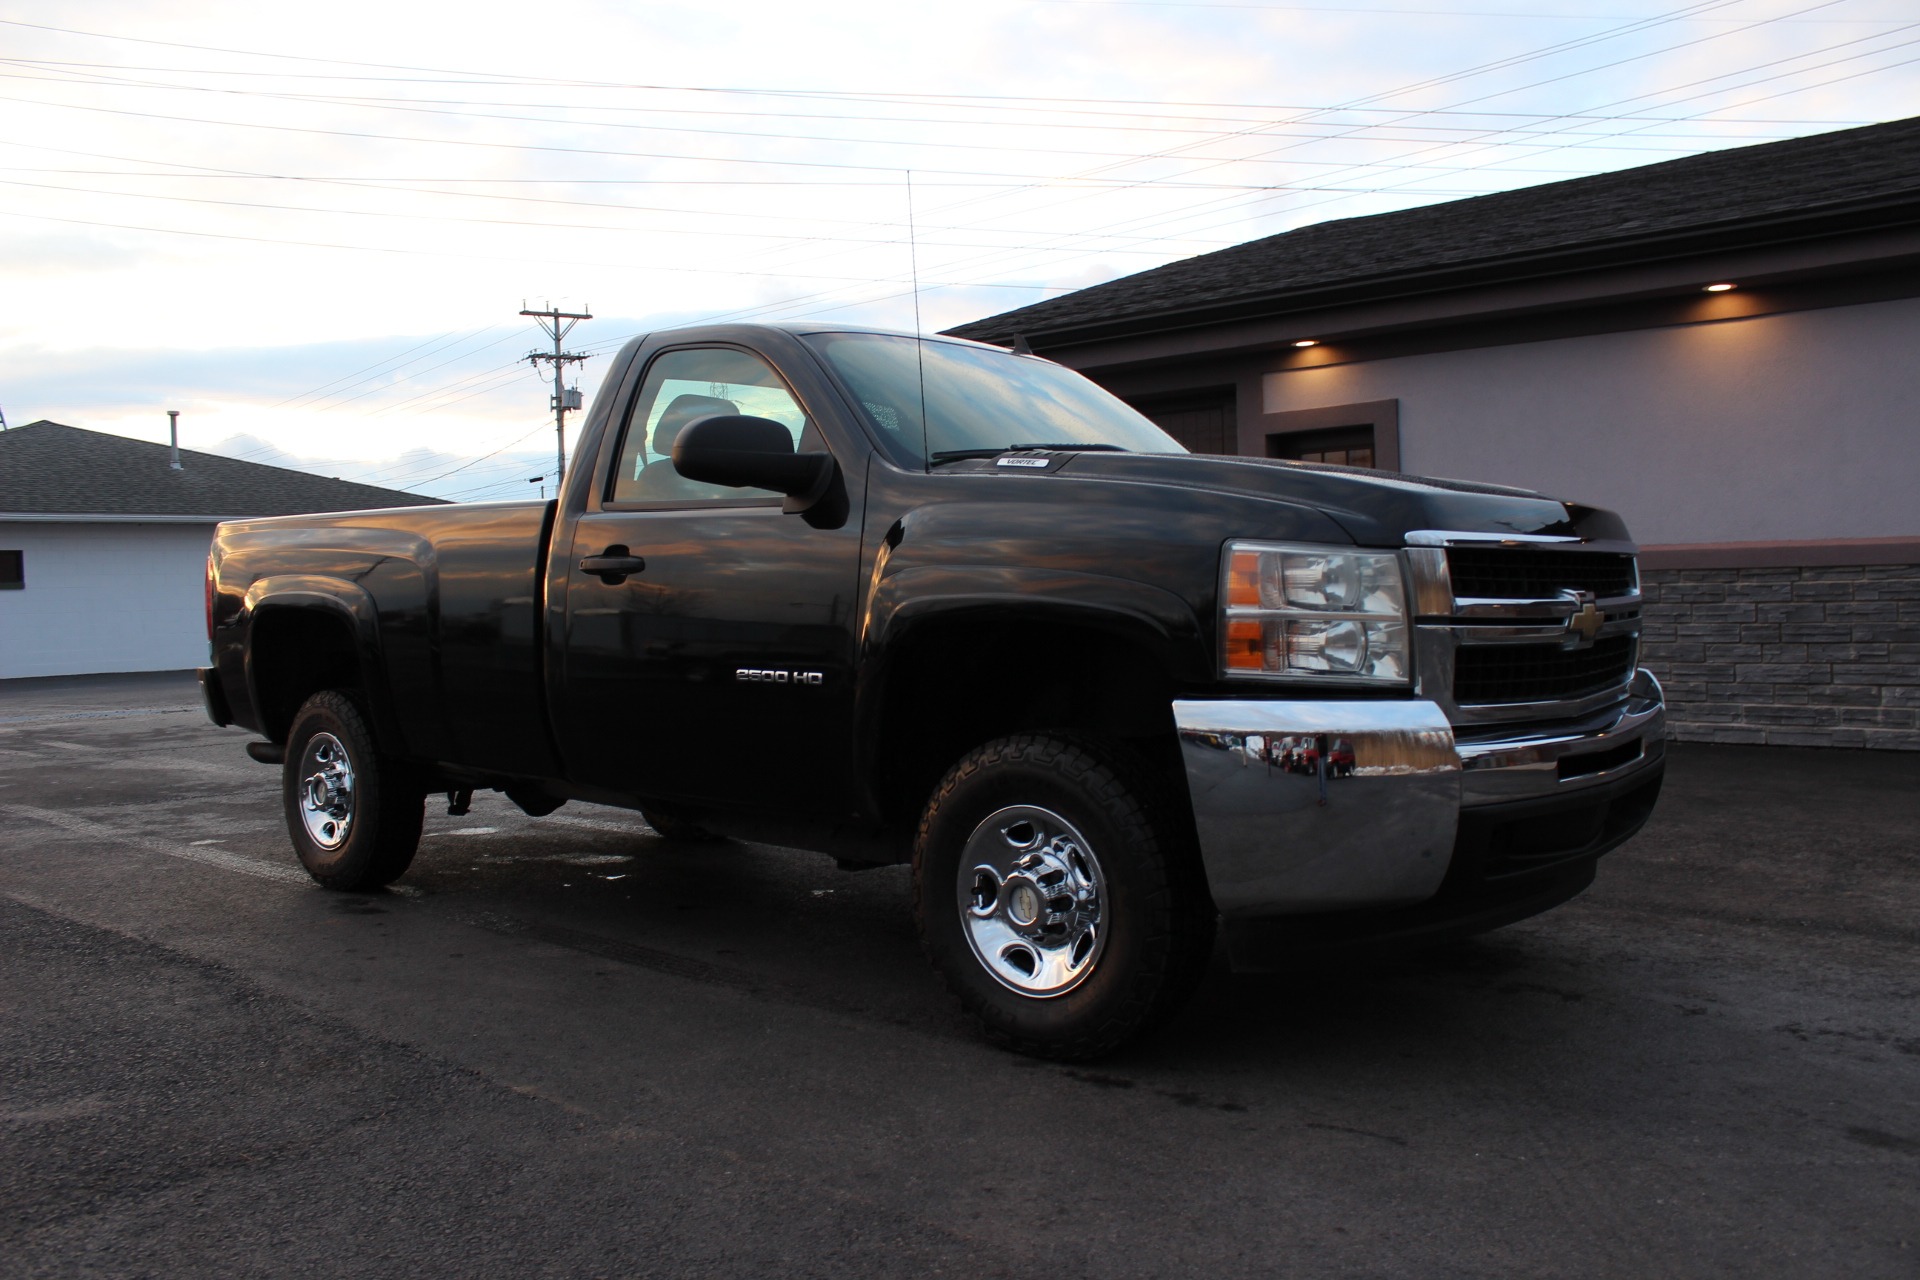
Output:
1564 592 1605 647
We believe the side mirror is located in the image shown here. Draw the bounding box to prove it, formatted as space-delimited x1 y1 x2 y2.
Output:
671 414 836 514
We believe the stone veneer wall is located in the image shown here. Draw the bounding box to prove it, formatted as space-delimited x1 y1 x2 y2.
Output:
1638 564 1920 750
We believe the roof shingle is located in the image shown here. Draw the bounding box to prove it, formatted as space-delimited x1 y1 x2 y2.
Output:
947 115 1920 346
0 421 446 517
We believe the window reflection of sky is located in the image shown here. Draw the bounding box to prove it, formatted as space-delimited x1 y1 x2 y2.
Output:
640 382 805 466
610 347 809 503
808 334 1183 467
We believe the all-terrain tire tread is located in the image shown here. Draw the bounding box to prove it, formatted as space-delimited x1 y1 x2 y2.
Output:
913 733 1214 1060
284 691 424 891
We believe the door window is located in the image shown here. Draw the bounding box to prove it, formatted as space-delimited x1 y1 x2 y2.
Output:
609 347 811 505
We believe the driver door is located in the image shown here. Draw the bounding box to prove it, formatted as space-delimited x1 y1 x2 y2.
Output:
555 343 862 820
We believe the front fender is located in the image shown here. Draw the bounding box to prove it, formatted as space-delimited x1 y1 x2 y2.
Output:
860 563 1207 676
852 563 1210 823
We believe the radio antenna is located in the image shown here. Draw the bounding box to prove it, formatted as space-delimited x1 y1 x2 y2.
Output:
907 169 929 471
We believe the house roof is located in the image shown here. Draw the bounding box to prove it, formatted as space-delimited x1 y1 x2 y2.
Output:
947 115 1920 347
0 421 446 518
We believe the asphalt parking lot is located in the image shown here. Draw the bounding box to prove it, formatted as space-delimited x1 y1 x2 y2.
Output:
2 671 1916 1279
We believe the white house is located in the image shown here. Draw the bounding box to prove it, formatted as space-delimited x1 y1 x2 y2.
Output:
0 421 439 679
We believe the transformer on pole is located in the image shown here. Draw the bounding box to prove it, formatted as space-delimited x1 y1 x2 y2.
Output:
520 303 592 480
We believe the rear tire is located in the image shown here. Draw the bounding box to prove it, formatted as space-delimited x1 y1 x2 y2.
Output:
913 734 1214 1060
282 691 424 890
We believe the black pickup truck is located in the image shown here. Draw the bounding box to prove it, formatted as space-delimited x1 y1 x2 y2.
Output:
201 323 1665 1057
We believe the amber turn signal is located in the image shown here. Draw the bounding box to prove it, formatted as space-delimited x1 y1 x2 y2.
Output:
1226 551 1264 607
1224 619 1267 669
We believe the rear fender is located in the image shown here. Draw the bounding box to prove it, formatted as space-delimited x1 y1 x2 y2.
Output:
243 577 408 755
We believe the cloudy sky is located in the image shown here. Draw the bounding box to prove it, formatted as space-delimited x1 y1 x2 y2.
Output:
2 0 1914 500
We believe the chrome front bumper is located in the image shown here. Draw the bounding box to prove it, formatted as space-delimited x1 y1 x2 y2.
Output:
1173 671 1665 918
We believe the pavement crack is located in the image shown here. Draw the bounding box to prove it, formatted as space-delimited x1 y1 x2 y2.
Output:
1304 1121 1410 1147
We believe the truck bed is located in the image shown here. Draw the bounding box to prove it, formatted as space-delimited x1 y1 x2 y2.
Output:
208 499 560 780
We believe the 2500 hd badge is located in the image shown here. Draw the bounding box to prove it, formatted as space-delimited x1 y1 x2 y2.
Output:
736 668 825 685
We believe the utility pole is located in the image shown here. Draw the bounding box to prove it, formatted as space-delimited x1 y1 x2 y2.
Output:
520 303 592 479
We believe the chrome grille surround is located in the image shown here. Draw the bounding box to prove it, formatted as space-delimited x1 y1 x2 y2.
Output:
1404 531 1643 728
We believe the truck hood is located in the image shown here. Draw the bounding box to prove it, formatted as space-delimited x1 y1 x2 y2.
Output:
1052 451 1632 548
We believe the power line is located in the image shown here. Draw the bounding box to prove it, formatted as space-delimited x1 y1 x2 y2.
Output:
806 0 1889 306
0 58 1866 131
0 1 1873 291
0 173 1541 250
925 0 1754 232
0 14 1898 104
339 32 1916 432
0 205 1077 291
665 0 1758 290
302 328 529 413
1026 0 1902 14
0 174 1239 255
416 431 552 491
365 421 552 490
2 87 1523 186
264 325 466 410
1145 10 1920 249
0 164 1237 256
0 63 1834 160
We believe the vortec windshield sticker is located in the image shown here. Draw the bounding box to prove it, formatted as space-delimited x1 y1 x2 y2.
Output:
996 457 1051 468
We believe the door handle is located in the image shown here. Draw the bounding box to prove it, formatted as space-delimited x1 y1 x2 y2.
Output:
580 546 646 583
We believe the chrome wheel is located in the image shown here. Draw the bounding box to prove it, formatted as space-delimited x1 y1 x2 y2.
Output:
957 804 1106 997
297 731 355 851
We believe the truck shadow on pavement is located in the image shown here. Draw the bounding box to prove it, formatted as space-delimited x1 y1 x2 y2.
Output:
386 805 1673 1086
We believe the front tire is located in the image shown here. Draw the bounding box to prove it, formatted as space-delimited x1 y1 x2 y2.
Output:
283 691 424 890
913 734 1214 1060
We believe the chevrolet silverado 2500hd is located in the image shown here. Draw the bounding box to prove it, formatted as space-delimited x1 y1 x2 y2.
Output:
201 323 1665 1057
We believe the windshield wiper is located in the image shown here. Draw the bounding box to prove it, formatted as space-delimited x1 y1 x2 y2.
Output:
928 448 1015 464
928 442 1129 466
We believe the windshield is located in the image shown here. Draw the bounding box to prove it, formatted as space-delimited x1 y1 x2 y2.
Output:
804 332 1185 468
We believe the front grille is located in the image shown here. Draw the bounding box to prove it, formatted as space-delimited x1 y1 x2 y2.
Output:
1447 548 1636 599
1454 635 1636 705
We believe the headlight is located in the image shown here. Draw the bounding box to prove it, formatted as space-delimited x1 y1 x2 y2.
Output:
1221 541 1411 684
